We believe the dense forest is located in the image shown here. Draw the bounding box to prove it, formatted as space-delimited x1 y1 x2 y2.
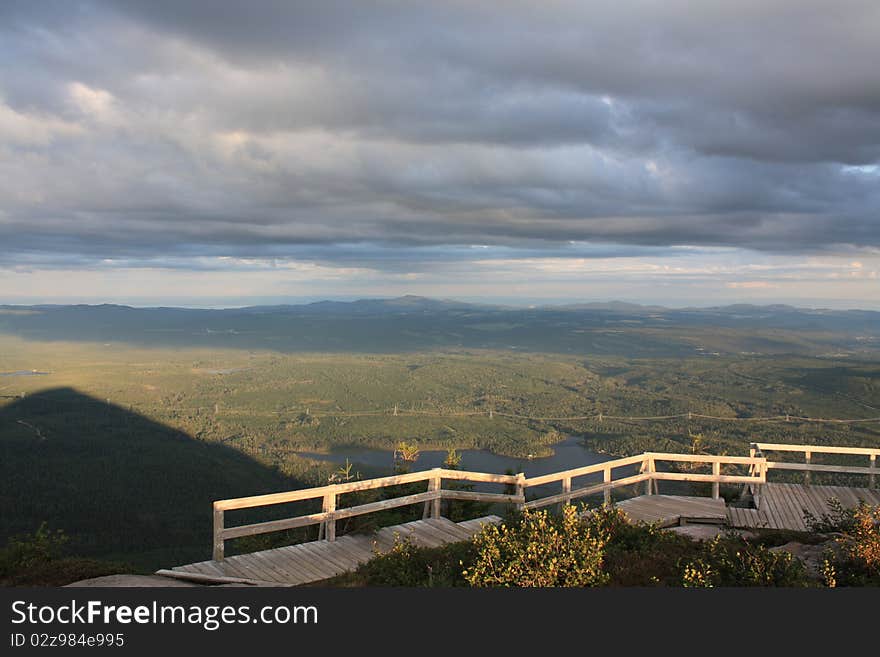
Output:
1 300 878 573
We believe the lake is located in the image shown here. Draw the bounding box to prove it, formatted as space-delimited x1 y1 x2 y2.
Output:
297 435 640 500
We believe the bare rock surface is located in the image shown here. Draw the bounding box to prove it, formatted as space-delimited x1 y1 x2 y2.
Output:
769 540 837 580
667 525 755 541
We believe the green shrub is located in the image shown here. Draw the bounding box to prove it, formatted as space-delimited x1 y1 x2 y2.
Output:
0 522 69 574
821 502 880 587
803 498 857 534
587 506 700 586
463 505 609 587
680 534 810 587
354 535 476 587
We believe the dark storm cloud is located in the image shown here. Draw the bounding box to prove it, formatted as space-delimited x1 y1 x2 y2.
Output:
1 0 879 272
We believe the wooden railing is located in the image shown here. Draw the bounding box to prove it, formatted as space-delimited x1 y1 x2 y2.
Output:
212 468 522 561
211 451 767 560
751 442 879 488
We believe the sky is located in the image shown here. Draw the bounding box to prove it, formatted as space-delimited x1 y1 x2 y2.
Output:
1 1 879 309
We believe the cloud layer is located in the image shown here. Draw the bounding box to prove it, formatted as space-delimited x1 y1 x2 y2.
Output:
1 1 879 304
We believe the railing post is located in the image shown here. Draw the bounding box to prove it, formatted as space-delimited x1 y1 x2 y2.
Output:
603 467 611 505
712 461 721 499
515 473 526 512
212 504 224 562
870 454 876 489
430 469 442 518
322 491 336 542
753 459 766 510
562 476 571 507
645 457 655 495
804 451 811 486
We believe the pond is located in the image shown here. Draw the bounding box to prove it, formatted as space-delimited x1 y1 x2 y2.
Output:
297 435 641 500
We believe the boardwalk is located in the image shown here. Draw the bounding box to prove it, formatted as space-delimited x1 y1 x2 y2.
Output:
158 515 502 586
156 442 878 586
727 482 880 531
614 494 728 527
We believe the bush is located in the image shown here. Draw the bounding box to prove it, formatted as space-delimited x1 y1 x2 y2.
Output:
803 498 857 534
0 522 68 574
463 505 609 587
0 522 135 586
680 534 810 587
822 502 880 587
354 535 476 587
587 506 700 586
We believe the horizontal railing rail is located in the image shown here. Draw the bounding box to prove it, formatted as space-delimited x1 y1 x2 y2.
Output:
751 442 878 488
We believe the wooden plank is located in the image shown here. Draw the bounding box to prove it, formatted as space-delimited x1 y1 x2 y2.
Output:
523 454 647 487
331 536 375 564
212 554 263 581
369 528 402 553
222 511 329 541
782 484 810 529
374 525 416 549
276 545 331 582
331 491 439 521
215 469 436 511
771 484 798 530
759 486 783 529
290 543 346 579
797 484 829 525
645 452 767 465
651 472 761 484
183 561 224 577
194 560 235 579
784 485 815 530
457 516 501 535
318 541 366 572
440 490 524 504
436 517 478 539
767 484 799 530
244 551 300 584
208 557 255 581
404 520 459 546
398 520 447 545
257 551 311 585
296 541 352 575
423 518 472 542
213 506 224 561
426 472 441 519
766 462 877 475
220 555 268 582
754 443 880 456
235 553 288 584
251 548 310 584
439 469 520 484
524 473 649 509
154 569 277 586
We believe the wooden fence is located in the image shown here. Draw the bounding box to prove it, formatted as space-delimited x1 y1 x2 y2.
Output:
210 451 767 560
751 442 879 488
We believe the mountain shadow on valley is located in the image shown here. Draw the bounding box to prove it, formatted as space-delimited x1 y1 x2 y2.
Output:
0 388 306 570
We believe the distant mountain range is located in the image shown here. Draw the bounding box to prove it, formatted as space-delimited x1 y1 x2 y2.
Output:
1 296 877 357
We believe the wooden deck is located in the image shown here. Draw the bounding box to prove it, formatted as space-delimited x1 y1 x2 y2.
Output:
157 444 878 586
613 494 728 527
726 482 880 531
158 515 502 586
